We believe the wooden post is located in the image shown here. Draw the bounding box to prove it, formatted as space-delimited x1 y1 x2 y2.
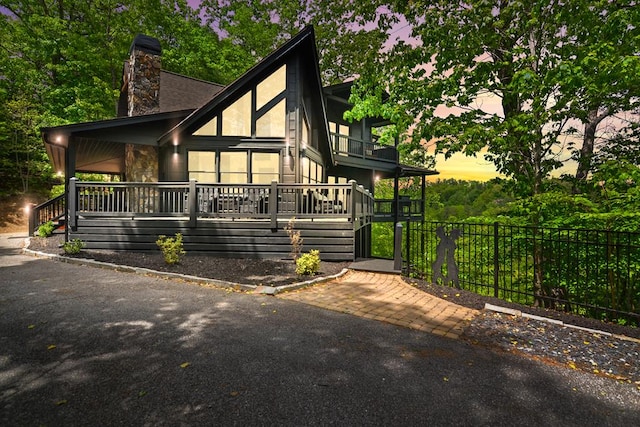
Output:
270 180 278 229
349 180 357 224
68 177 78 231
189 179 197 228
394 222 403 271
27 203 36 236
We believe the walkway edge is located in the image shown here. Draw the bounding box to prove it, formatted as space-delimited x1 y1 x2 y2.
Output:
22 243 349 294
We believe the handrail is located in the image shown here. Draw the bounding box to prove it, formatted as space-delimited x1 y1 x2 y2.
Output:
330 132 397 163
68 179 374 231
28 194 65 235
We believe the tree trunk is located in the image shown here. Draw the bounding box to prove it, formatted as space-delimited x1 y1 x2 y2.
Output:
574 107 609 192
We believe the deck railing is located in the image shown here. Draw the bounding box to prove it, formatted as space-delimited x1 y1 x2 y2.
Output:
68 178 373 231
373 197 423 221
330 132 397 163
28 194 65 235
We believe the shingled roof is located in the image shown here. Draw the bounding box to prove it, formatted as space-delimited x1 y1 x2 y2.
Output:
159 70 224 113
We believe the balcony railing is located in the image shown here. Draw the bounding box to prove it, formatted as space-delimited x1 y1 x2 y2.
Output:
373 197 424 221
330 132 397 163
68 178 373 231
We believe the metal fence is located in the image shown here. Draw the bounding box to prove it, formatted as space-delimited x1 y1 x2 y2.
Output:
404 220 640 326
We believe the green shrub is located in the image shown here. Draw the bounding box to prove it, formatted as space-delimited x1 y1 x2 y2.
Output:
296 250 321 276
62 239 85 255
156 233 186 265
37 221 55 238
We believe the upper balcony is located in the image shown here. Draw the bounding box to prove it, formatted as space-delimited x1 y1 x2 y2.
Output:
330 132 397 165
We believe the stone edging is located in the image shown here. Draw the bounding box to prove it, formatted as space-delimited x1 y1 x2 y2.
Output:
484 303 640 344
22 242 348 294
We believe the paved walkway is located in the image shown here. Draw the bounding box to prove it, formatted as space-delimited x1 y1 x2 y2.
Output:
278 270 479 339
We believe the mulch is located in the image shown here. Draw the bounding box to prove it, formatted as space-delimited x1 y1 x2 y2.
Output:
26 233 640 386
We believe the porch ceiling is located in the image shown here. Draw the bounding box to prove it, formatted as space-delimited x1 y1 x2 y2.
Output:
41 110 192 175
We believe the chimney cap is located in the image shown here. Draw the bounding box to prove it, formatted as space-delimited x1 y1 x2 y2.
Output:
130 34 161 55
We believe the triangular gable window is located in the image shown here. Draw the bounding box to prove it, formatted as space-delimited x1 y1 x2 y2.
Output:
192 64 287 138
222 92 252 136
193 117 217 136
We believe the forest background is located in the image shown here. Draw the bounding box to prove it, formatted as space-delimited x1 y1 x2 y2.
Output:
1 0 639 238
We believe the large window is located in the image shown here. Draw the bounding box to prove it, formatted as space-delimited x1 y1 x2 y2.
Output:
256 65 286 110
192 65 287 138
222 93 252 136
188 151 216 182
220 151 248 183
329 122 350 153
252 152 279 184
256 99 286 137
188 150 280 184
193 116 217 136
302 157 323 184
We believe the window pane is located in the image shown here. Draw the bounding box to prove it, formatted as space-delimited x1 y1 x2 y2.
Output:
302 116 309 148
222 92 251 136
256 99 286 137
188 151 216 182
220 152 247 172
219 173 247 183
189 172 217 182
302 157 310 184
256 65 286 110
193 116 217 136
252 152 279 184
219 152 247 183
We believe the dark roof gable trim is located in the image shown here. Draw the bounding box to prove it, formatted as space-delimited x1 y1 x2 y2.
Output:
158 25 321 146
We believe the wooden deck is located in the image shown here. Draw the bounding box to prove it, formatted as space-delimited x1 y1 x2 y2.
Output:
65 179 373 260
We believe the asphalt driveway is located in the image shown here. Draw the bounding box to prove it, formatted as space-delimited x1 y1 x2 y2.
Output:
1 233 639 426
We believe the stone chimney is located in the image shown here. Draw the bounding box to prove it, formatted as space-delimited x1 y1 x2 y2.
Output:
127 34 162 117
124 34 161 185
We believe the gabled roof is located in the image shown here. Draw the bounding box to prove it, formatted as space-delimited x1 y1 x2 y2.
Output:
159 71 224 113
158 26 330 150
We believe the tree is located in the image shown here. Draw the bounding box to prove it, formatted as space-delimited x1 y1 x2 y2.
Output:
198 0 391 85
0 0 250 196
560 2 640 187
351 0 639 198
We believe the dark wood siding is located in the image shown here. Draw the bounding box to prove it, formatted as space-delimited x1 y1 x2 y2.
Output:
70 218 355 261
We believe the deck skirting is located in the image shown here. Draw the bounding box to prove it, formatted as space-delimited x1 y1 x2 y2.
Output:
70 217 360 260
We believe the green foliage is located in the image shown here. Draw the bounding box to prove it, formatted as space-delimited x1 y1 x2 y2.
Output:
198 0 390 86
351 0 640 197
284 217 303 261
156 233 186 265
0 0 252 197
296 250 321 276
36 221 55 238
62 239 85 255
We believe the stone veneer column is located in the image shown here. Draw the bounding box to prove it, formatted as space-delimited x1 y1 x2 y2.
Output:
125 35 161 184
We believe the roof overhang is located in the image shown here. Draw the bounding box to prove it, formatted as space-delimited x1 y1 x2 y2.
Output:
42 110 192 175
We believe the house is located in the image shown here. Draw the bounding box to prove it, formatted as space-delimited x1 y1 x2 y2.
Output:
39 27 436 261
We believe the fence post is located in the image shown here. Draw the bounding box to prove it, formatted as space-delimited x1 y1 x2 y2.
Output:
270 180 278 229
69 177 78 232
188 179 197 228
394 222 403 271
493 221 499 298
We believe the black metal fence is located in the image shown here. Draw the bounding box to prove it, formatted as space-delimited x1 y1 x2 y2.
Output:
404 221 640 326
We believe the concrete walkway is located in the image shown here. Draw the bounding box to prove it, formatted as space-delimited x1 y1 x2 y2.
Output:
278 270 479 339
